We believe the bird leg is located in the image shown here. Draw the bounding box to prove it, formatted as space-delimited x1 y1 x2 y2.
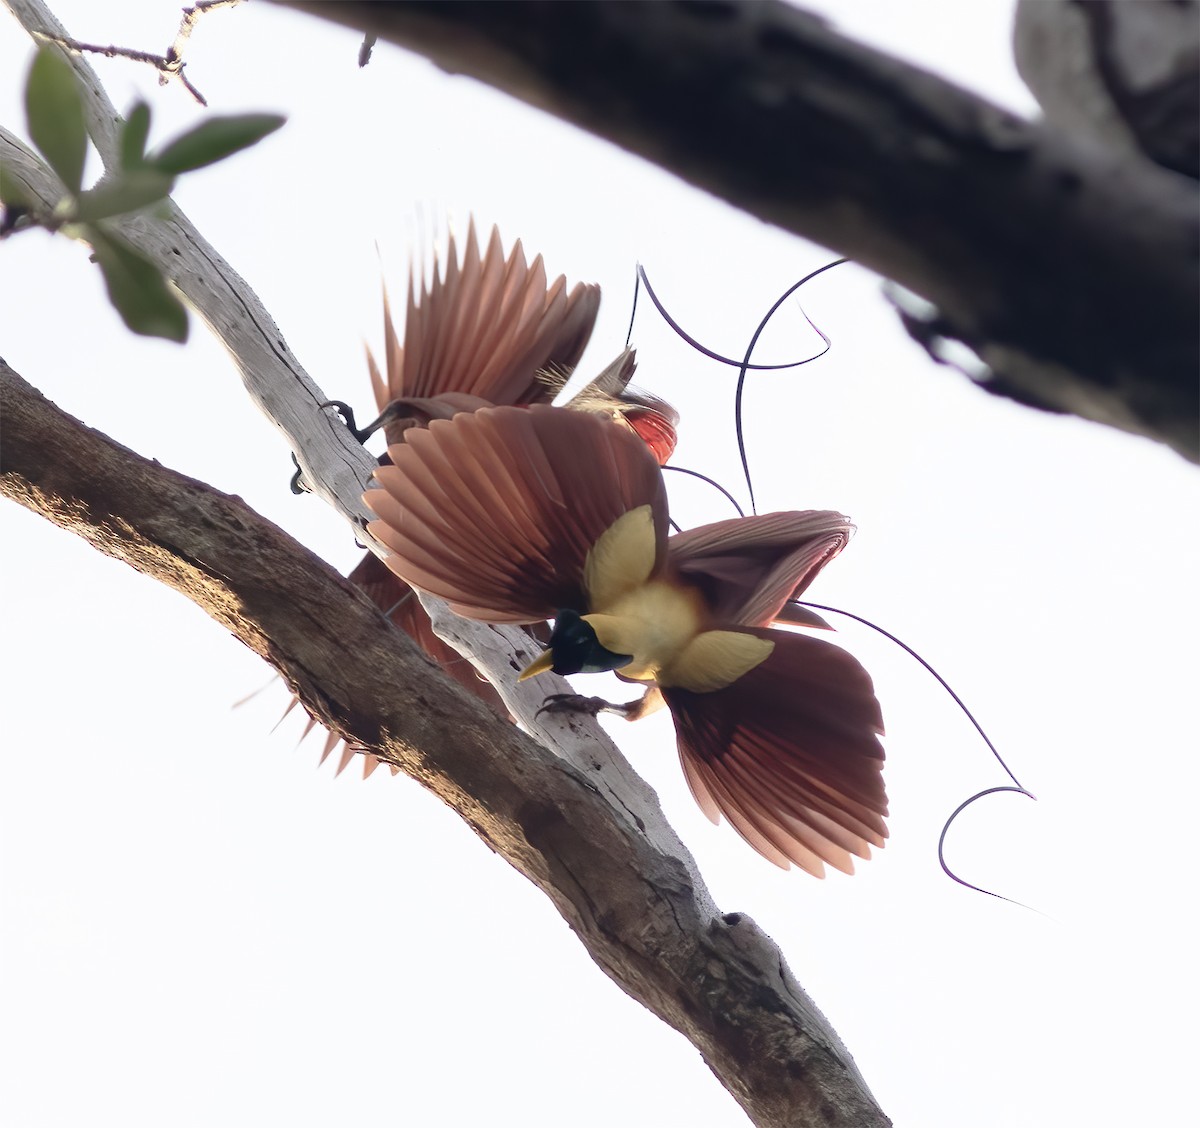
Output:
536 693 633 720
319 399 380 443
290 401 374 492
535 687 665 723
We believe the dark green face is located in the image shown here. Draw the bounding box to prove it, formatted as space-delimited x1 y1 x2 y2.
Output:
547 609 633 676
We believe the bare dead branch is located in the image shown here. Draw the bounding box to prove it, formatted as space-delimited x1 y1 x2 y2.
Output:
0 358 890 1128
275 0 1199 463
1 1 898 1121
0 108 374 540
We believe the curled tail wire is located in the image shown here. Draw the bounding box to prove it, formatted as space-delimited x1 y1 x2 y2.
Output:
798 599 1038 908
627 260 846 515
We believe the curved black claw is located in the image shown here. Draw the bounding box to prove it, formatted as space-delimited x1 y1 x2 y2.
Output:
535 692 633 721
351 514 373 550
319 399 377 444
288 452 308 495
291 400 384 492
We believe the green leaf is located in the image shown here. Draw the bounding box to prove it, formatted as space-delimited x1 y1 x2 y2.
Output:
87 225 188 343
25 46 88 194
119 102 152 170
149 113 285 174
75 168 175 222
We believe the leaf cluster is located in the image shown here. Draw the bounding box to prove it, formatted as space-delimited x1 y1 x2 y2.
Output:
0 45 283 341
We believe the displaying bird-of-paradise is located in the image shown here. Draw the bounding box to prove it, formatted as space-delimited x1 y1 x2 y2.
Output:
287 222 678 775
364 404 887 875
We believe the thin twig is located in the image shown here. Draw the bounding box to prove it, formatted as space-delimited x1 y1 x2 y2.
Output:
36 0 242 106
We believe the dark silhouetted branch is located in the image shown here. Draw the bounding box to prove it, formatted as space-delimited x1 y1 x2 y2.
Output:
280 0 1199 461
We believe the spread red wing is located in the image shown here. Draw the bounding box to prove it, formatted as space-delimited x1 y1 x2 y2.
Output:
369 222 599 419
667 511 852 627
364 405 669 623
663 627 887 876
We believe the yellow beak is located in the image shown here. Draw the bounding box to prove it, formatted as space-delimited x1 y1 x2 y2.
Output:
518 649 556 681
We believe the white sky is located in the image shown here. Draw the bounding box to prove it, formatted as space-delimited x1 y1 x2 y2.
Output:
1 3 1197 1126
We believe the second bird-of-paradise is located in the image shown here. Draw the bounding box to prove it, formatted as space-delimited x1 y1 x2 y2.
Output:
363 404 887 876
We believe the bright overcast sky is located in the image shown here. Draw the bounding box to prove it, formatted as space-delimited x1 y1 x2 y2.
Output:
2 3 1197 1127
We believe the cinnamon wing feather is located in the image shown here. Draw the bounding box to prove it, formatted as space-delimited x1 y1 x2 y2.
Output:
369 222 600 443
663 627 887 876
284 227 612 772
667 511 852 627
365 405 669 623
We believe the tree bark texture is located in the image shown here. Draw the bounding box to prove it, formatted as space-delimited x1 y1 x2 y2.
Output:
2 1 892 1122
0 360 888 1128
280 0 1199 462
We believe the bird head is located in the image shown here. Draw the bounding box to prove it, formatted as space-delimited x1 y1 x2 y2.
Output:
518 608 633 680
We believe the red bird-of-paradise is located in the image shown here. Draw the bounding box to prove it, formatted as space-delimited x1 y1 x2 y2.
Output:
363 404 887 876
288 222 678 776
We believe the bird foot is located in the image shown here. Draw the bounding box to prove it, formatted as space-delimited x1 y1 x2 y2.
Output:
535 692 636 721
320 400 379 444
288 452 308 495
290 401 375 492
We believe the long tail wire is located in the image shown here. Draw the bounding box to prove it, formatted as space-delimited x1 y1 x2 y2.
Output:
629 258 1037 906
797 600 1037 907
630 260 844 514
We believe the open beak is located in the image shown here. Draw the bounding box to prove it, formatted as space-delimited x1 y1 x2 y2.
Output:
518 649 556 681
